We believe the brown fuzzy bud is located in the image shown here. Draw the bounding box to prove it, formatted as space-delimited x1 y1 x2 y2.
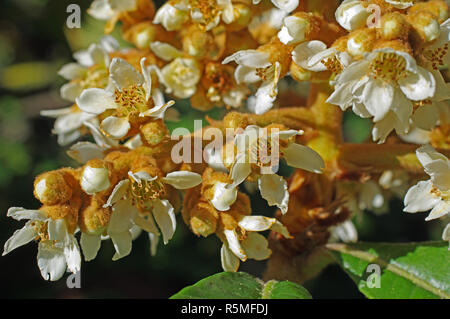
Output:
34 171 73 205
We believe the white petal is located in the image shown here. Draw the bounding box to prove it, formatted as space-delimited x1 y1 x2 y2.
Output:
220 244 240 272
3 225 37 256
258 174 289 215
230 157 252 187
139 100 175 119
399 67 436 101
150 42 183 61
88 0 115 20
241 232 271 261
271 221 291 238
271 0 298 12
67 142 105 164
223 50 271 68
238 215 276 232
148 233 159 256
426 200 450 221
104 179 130 208
60 82 84 102
292 41 328 71
224 229 246 261
58 63 87 80
47 219 69 243
7 208 47 221
162 171 202 189
152 199 176 245
80 233 101 261
333 221 358 243
404 180 441 213
211 182 238 211
363 79 394 121
101 116 131 139
135 214 160 235
108 199 137 233
282 143 325 173
64 236 81 273
37 243 66 281
76 88 116 114
109 57 143 89
110 231 132 261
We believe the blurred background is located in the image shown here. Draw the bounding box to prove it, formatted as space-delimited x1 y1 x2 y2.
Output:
0 0 444 299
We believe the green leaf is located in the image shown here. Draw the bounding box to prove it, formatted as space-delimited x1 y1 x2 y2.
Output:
170 272 312 299
327 241 450 299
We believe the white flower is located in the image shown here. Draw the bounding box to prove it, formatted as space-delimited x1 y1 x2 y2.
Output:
327 48 437 143
223 50 281 114
404 145 450 221
335 0 370 31
153 3 189 31
80 170 202 261
253 0 299 13
76 57 174 139
3 208 81 281
150 42 201 99
56 36 118 102
219 126 324 214
292 40 352 72
220 215 291 272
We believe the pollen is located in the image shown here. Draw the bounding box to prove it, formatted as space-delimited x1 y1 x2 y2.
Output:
114 85 150 117
190 0 220 29
424 43 449 70
129 177 166 207
369 52 408 83
321 56 344 74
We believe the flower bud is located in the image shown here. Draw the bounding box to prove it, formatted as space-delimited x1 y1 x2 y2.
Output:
154 3 188 31
408 11 441 42
140 119 169 147
347 28 377 57
34 171 72 205
189 201 218 237
278 16 309 44
226 4 252 31
81 160 111 195
335 0 370 31
378 12 410 40
79 196 112 235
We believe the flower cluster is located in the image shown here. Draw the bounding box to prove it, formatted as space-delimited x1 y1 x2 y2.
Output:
3 0 450 281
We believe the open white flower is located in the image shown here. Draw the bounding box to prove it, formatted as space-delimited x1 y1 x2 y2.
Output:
56 36 118 102
404 145 450 220
252 0 299 13
3 208 81 281
327 48 437 143
150 42 201 99
330 220 358 243
223 50 281 114
173 0 235 31
220 215 291 272
335 0 370 31
76 57 174 140
217 126 324 214
292 40 352 73
81 170 202 261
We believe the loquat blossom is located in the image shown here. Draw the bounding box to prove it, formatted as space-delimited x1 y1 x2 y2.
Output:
86 170 202 260
327 48 439 143
220 214 291 272
252 0 299 13
219 125 324 214
3 208 81 281
76 57 174 139
223 50 282 114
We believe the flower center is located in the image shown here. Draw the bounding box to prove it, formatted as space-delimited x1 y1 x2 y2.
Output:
190 0 220 28
321 56 344 74
114 85 151 117
205 64 233 101
369 52 408 83
129 177 166 207
80 65 109 89
431 186 450 201
248 136 281 169
424 43 449 70
30 221 49 242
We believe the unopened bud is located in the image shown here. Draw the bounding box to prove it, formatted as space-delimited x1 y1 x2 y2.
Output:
335 0 370 31
81 161 111 195
34 171 72 205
